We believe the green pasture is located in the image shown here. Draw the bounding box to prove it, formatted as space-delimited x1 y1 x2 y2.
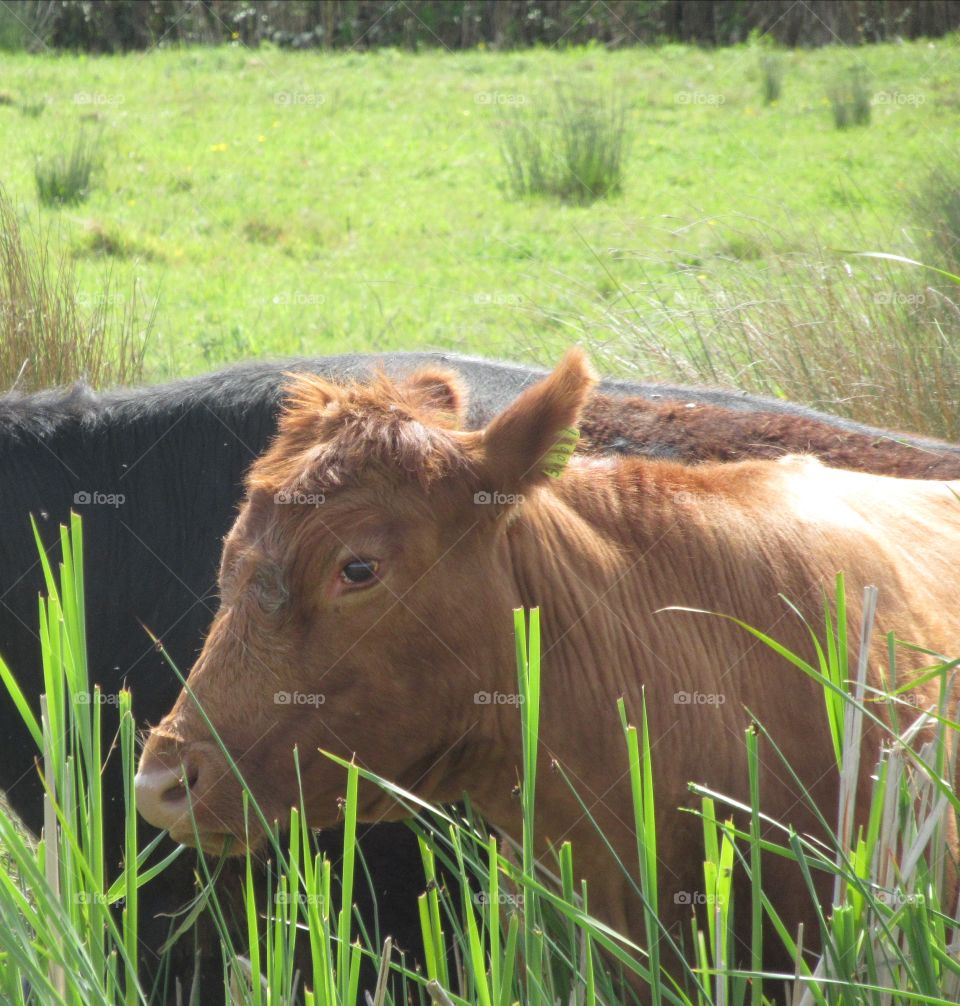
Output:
1 38 958 380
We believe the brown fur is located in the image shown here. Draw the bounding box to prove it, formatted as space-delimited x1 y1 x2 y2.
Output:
579 393 960 477
137 350 960 988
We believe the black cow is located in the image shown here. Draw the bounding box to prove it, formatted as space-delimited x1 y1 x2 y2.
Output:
4 351 959 999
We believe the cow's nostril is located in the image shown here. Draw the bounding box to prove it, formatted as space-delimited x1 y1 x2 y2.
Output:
135 755 200 830
170 761 199 799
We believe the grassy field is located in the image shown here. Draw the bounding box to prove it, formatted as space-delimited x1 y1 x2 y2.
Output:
4 38 960 1004
2 39 959 382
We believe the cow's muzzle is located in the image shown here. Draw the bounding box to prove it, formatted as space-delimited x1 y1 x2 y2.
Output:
135 734 233 848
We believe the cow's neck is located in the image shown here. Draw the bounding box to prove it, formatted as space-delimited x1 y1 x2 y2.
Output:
474 457 809 852
504 456 788 690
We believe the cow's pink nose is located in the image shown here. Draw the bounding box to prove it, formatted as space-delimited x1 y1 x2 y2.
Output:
134 756 200 831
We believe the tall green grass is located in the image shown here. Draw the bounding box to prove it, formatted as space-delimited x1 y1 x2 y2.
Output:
0 513 163 1004
499 85 628 205
827 65 871 128
591 221 960 441
760 54 784 105
677 575 960 1004
34 128 102 207
0 523 957 1002
0 186 152 391
908 159 960 279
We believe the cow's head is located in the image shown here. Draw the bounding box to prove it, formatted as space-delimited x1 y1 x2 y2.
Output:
135 350 595 852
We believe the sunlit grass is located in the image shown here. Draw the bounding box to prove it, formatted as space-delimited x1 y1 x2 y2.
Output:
591 223 960 441
499 85 628 204
34 128 101 207
2 41 958 376
0 186 152 391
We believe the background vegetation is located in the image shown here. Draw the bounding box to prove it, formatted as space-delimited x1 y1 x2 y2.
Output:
3 0 960 53
1 36 959 431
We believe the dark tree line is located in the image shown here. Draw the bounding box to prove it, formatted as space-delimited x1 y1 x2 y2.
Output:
9 0 960 53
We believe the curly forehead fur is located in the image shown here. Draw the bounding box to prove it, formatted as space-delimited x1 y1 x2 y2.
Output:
246 368 471 496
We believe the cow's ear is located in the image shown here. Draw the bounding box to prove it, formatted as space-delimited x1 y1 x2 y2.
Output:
480 348 595 494
403 368 468 427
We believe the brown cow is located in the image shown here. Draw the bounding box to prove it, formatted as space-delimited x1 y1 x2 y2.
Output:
136 350 960 987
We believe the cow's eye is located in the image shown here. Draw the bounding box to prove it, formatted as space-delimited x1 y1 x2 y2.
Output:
340 559 379 586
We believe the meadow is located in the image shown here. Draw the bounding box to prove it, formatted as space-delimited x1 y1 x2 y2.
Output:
3 36 960 1006
1 39 958 383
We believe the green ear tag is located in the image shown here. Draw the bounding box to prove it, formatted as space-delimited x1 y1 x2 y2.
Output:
541 427 580 478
